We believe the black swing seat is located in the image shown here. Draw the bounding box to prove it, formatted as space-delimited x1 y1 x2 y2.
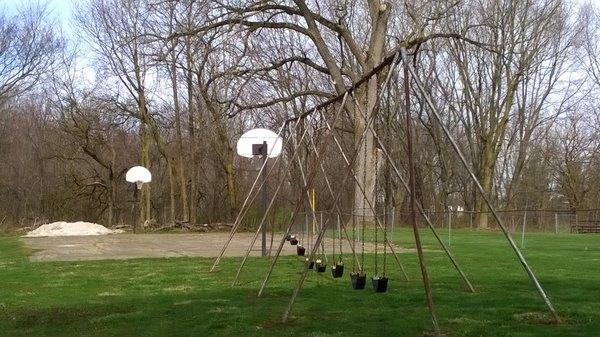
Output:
331 262 344 278
350 272 367 289
315 259 326 273
296 245 306 256
372 276 388 293
290 236 298 245
306 258 314 269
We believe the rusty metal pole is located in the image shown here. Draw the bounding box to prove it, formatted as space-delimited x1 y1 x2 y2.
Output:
401 47 560 323
405 64 441 336
350 92 474 292
210 123 288 271
257 93 350 298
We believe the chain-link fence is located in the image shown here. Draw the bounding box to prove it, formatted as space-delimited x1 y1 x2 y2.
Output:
404 209 600 234
263 208 600 234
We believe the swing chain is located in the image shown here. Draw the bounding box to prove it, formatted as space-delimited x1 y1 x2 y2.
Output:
374 145 379 276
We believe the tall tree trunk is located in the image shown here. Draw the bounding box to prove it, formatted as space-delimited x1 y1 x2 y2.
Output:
146 116 177 224
170 49 189 222
107 163 116 227
475 144 496 229
139 122 151 229
185 42 197 225
198 82 237 220
225 158 236 218
353 94 378 221
352 2 389 221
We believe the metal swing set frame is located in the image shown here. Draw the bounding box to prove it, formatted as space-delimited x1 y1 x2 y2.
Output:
208 46 560 336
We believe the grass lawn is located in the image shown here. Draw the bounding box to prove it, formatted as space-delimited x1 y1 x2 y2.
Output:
0 229 599 336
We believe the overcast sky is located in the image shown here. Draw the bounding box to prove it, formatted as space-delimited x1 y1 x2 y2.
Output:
2 0 600 34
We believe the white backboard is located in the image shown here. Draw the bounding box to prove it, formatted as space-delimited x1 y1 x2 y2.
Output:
236 128 283 158
126 166 152 186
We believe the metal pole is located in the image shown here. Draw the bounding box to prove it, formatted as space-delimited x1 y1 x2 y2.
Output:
313 144 361 269
231 140 310 285
348 78 474 293
521 211 527 249
401 47 560 323
283 203 333 322
305 213 308 247
323 110 409 280
262 141 268 257
391 206 396 239
258 93 351 298
448 208 452 247
210 123 289 271
232 121 313 281
281 60 403 318
320 212 328 263
554 213 558 234
404 63 441 336
232 219 267 286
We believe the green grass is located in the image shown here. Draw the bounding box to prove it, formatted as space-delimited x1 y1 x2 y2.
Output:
1 229 599 336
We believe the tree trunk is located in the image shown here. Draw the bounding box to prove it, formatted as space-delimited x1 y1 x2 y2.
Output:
170 47 189 222
185 42 197 225
351 2 389 221
225 154 236 218
107 164 116 227
475 145 496 229
139 122 151 229
353 96 377 221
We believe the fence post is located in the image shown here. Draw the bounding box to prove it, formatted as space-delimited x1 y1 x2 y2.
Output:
448 207 452 247
554 213 558 234
521 210 527 248
469 211 473 231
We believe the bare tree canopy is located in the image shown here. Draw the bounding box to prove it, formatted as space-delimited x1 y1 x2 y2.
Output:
0 2 62 102
0 0 599 232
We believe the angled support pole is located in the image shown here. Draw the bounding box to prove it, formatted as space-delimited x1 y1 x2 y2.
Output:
351 73 475 293
296 131 362 270
232 118 312 285
210 123 290 271
308 136 362 271
400 47 560 323
321 109 410 281
282 53 402 322
403 63 441 336
257 93 350 298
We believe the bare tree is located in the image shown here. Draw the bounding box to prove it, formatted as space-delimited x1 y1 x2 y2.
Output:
440 0 575 227
75 0 159 228
0 3 62 103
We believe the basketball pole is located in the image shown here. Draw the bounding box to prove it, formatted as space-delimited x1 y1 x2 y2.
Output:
261 141 268 257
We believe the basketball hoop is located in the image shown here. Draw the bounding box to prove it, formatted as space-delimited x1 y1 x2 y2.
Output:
236 128 283 158
126 166 152 189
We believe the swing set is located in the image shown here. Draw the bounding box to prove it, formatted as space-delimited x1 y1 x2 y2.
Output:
209 46 561 335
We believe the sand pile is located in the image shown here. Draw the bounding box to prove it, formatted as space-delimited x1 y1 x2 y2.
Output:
24 221 124 237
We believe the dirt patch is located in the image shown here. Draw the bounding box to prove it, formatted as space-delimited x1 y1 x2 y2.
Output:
513 311 557 324
21 233 415 262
